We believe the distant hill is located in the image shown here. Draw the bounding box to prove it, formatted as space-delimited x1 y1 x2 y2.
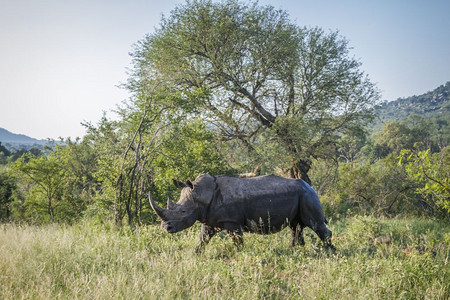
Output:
373 81 450 131
0 128 49 150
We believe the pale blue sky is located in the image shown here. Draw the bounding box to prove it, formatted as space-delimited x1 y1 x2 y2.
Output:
0 0 449 140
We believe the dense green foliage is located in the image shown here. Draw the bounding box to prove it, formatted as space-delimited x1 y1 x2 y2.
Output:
399 147 450 213
0 217 448 299
0 167 15 220
0 0 448 224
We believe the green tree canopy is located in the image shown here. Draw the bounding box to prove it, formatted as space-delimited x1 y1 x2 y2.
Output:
0 168 16 221
129 0 380 183
13 153 66 222
398 147 450 214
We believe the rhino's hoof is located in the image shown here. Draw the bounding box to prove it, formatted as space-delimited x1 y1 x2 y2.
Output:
194 246 204 254
327 244 337 253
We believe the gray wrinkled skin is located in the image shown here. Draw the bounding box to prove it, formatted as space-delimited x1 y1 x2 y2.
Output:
149 174 335 252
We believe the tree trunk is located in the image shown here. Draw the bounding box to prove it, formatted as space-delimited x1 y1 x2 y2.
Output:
48 199 54 222
275 127 313 185
116 174 124 227
115 208 123 227
126 197 133 227
287 159 312 185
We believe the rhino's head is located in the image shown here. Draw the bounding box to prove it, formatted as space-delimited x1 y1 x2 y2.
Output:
149 174 216 233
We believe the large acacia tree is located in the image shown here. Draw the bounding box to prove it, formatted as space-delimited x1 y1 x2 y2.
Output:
130 0 379 183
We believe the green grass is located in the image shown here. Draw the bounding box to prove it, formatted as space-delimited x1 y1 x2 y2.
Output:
0 216 449 299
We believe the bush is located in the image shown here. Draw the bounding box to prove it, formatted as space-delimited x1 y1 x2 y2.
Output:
398 146 450 215
317 155 421 219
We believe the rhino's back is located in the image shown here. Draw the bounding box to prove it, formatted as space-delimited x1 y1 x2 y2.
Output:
216 174 300 202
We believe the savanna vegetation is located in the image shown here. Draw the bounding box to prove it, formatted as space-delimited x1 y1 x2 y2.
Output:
0 1 449 299
0 217 449 299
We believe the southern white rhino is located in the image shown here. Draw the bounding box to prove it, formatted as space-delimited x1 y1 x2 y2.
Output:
149 174 335 252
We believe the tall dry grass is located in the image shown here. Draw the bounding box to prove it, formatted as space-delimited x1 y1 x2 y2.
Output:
0 216 448 299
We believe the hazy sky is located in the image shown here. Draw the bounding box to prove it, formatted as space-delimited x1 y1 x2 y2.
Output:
1 0 449 140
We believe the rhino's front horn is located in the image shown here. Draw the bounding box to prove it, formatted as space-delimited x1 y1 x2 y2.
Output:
148 192 168 220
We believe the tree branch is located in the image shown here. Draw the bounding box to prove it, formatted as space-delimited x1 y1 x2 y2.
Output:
237 86 276 125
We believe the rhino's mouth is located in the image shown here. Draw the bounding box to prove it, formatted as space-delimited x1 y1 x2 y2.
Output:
161 221 177 233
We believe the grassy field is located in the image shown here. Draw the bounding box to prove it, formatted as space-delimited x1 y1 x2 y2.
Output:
0 216 448 299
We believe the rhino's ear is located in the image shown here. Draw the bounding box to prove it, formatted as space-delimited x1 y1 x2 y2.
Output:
173 179 187 189
186 180 193 189
172 179 194 189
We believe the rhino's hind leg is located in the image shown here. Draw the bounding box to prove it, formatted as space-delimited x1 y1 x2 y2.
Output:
290 223 305 247
195 224 216 253
314 223 336 252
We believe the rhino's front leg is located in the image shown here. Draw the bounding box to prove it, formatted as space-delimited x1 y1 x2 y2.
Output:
224 223 243 249
195 224 216 253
